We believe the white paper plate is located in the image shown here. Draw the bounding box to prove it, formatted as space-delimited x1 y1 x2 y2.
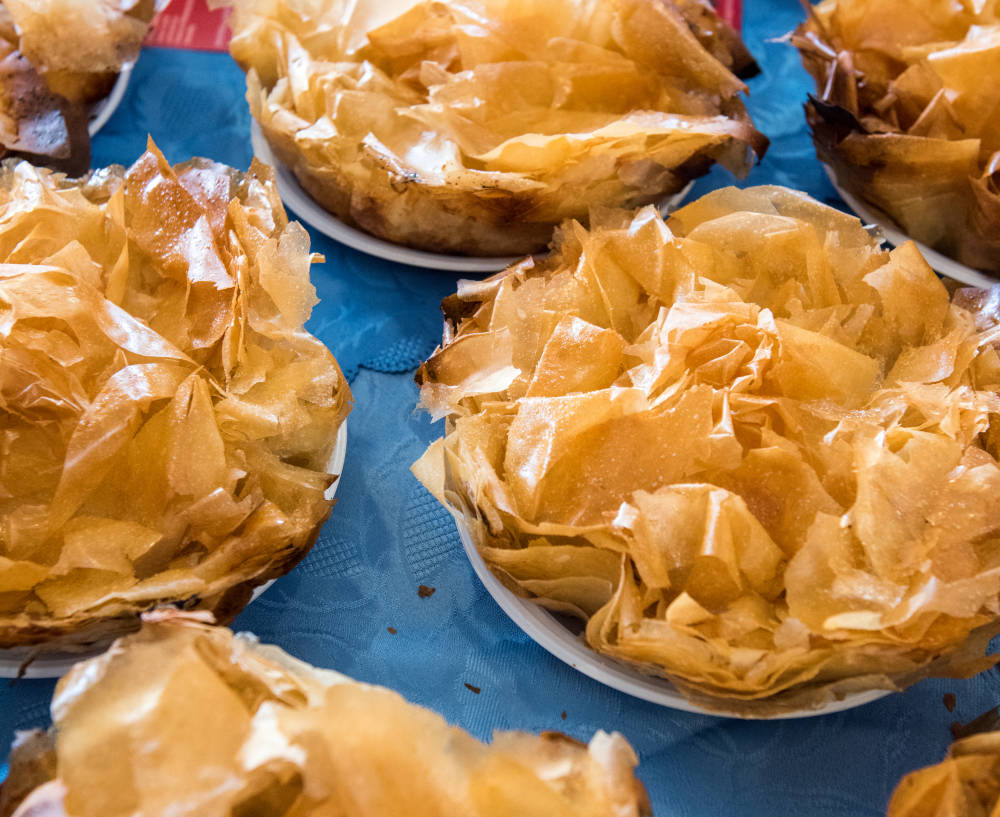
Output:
88 65 132 137
456 516 889 719
823 164 996 289
0 420 348 680
251 121 692 273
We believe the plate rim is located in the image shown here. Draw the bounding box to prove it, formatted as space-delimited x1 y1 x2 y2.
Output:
250 122 520 273
822 164 996 289
0 419 349 679
454 515 889 720
88 64 132 138
250 121 692 273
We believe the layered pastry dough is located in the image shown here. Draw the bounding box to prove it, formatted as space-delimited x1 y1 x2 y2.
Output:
794 0 1000 272
0 615 649 817
229 0 766 256
0 144 351 650
415 186 1000 714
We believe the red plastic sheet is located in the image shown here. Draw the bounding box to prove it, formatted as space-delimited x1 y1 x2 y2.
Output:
144 0 232 51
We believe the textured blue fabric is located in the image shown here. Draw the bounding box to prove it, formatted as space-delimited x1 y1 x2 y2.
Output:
3 6 1000 815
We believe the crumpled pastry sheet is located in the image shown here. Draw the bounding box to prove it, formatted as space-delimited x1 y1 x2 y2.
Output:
0 0 163 174
4 0 163 102
414 185 1000 716
0 12 87 174
0 143 352 650
0 614 650 817
887 727 1000 817
792 0 1000 273
227 0 767 256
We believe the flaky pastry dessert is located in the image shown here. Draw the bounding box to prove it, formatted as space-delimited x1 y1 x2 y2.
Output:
887 726 1000 817
228 0 767 257
0 143 351 652
793 0 1000 273
0 0 162 174
414 186 1000 715
0 614 650 817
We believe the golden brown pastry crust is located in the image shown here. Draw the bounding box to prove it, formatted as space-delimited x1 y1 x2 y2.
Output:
0 615 650 817
0 144 352 651
0 7 89 174
4 0 160 103
414 187 1000 715
0 0 163 174
887 726 1000 817
793 0 1000 273
229 0 766 257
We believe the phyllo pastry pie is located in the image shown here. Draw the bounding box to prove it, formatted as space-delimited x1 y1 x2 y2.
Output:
793 0 1000 273
0 143 351 652
415 186 1000 715
228 0 767 256
887 725 1000 817
0 614 650 817
0 0 163 173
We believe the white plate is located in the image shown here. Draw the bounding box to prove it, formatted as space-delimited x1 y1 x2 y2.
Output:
0 420 348 679
823 164 996 289
251 121 692 273
88 64 132 137
456 516 889 719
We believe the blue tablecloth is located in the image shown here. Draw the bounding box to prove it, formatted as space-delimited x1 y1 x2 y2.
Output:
4 4 1000 815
